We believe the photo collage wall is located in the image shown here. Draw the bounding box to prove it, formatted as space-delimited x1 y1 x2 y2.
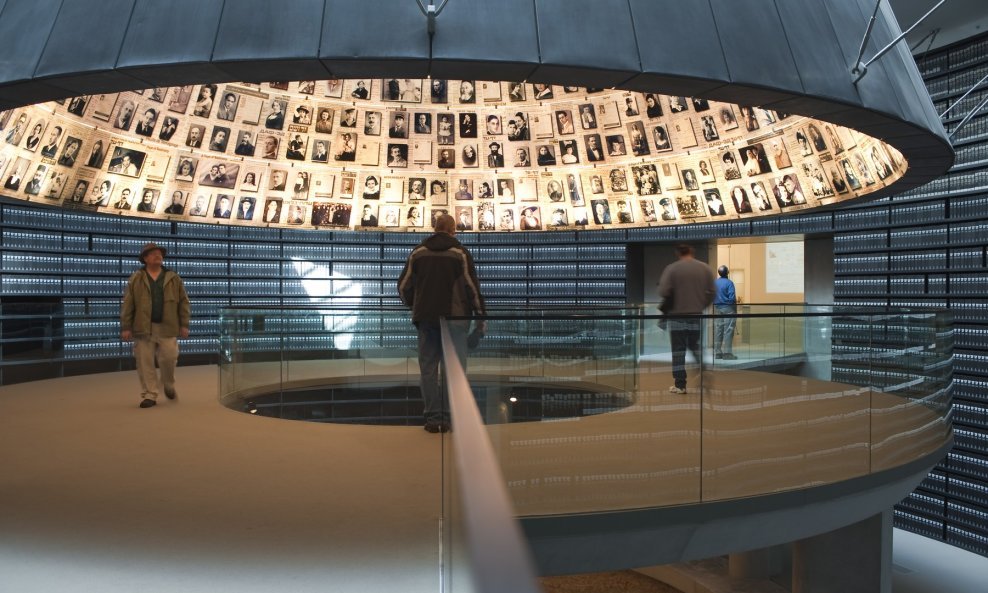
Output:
0 78 906 232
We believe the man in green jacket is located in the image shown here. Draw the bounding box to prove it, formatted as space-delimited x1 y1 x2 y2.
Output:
121 242 190 408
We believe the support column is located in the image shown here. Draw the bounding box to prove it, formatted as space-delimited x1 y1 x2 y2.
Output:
792 511 892 593
728 544 789 581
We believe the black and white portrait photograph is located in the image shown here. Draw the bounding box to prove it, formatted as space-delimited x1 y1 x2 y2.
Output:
193 84 217 117
388 112 409 138
606 135 627 157
652 124 672 152
627 121 649 157
187 194 210 217
57 137 82 167
311 139 329 163
383 78 423 103
590 199 611 225
697 159 716 184
555 109 575 135
23 164 47 196
640 199 657 222
535 144 556 166
578 104 597 130
458 112 477 138
292 105 312 125
334 132 356 161
438 148 456 169
700 115 719 142
212 194 233 218
168 85 193 114
185 124 205 148
107 147 147 178
67 96 89 117
350 80 370 100
315 107 335 133
719 106 739 131
262 199 283 223
340 108 358 128
386 143 408 168
198 161 239 189
458 80 476 104
162 190 186 215
241 170 262 192
259 134 280 160
285 133 307 160
632 164 660 196
676 194 706 219
692 97 710 112
668 96 689 113
608 168 628 193
414 112 432 135
113 99 136 131
325 78 344 98
233 130 256 157
158 116 178 141
559 140 580 164
455 205 473 231
209 126 231 153
134 107 157 137
264 99 287 130
508 82 525 102
644 94 663 118
532 83 553 101
614 199 634 223
682 168 699 191
704 188 726 216
430 79 448 103
86 138 107 169
519 206 541 230
216 91 239 121
739 143 772 177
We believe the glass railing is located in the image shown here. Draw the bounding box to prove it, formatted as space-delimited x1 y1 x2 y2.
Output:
217 304 953 592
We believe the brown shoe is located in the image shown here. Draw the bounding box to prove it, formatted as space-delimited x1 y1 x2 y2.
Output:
139 399 156 408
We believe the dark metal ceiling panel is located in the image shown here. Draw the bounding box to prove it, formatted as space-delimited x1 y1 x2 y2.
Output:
775 0 861 106
34 0 135 79
532 0 641 86
430 0 540 82
0 0 67 85
628 0 729 85
116 0 228 86
708 0 803 103
213 0 329 81
321 0 429 76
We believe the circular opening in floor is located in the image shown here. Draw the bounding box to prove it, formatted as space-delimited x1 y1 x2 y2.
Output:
231 376 635 425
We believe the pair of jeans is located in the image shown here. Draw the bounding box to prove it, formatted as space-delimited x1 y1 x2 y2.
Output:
669 319 702 389
416 320 468 424
713 305 737 355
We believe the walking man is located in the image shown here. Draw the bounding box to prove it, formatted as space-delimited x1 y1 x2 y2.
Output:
658 244 715 394
713 265 738 360
121 242 190 408
398 214 486 433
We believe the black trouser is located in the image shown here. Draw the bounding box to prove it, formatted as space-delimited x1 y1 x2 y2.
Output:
669 319 702 389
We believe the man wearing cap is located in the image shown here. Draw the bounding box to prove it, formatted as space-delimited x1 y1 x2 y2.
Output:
121 242 191 409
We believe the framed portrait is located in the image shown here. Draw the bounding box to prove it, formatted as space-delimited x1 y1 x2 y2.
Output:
380 205 400 227
457 80 476 104
57 136 83 168
558 139 580 164
519 205 541 230
327 202 352 227
268 82 289 91
382 78 423 103
357 203 379 227
285 202 307 226
113 99 136 131
261 199 283 223
107 147 147 178
364 111 382 136
554 109 575 135
704 189 726 216
454 205 474 230
264 99 288 130
292 104 312 125
386 143 408 168
297 80 316 95
192 84 217 117
676 194 707 218
186 193 210 217
135 188 160 214
44 170 68 201
438 147 456 169
161 190 186 215
65 178 89 204
168 85 193 114
404 204 425 227
632 164 660 196
639 199 657 222
496 178 515 203
198 161 239 189
579 104 598 130
532 83 553 101
800 159 835 199
497 205 515 231
87 178 114 207
311 139 330 163
772 173 807 207
605 134 627 157
453 178 474 201
340 172 356 199
325 78 344 99
668 96 689 113
285 133 307 161
315 107 335 134
681 168 699 191
334 132 357 162
740 143 771 177
233 196 256 221
174 157 198 182
700 116 719 142
350 80 371 100
590 198 611 225
149 88 167 103
66 96 89 117
209 126 231 152
718 105 739 131
585 173 605 196
613 199 634 223
240 168 263 193
697 158 716 184
608 167 629 193
310 202 333 226
429 179 448 205
23 164 47 196
476 202 495 230
406 177 427 201
476 179 495 200
291 171 311 200
692 97 711 112
507 82 525 102
750 181 774 210
547 206 568 228
627 121 649 156
429 79 448 104
22 118 47 152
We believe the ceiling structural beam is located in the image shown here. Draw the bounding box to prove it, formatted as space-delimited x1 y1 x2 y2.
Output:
852 0 947 84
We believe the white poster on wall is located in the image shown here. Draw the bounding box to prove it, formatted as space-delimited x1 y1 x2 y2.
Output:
766 241 804 293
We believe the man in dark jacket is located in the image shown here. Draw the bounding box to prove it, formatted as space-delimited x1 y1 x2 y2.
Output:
398 214 486 433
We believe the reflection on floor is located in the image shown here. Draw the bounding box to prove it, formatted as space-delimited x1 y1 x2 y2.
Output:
0 363 952 593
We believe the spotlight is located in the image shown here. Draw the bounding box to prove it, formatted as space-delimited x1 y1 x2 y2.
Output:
246 401 258 414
